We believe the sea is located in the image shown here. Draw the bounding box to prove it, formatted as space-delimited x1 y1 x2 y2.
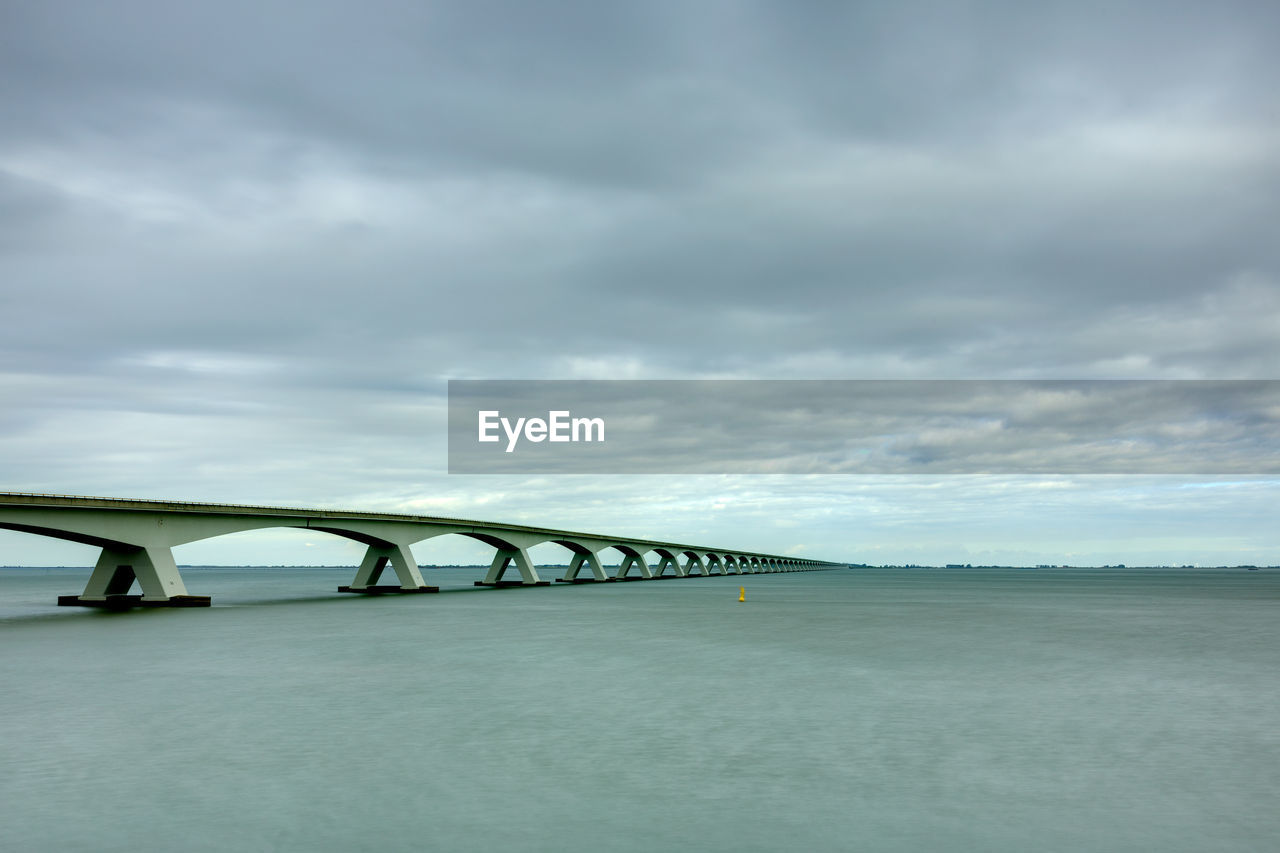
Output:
1 566 1277 852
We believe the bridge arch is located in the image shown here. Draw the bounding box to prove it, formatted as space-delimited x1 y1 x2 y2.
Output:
676 549 708 577
542 538 610 583
647 546 686 578
0 520 136 551
606 544 655 580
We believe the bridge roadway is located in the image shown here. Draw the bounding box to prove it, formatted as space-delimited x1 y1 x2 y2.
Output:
0 493 841 608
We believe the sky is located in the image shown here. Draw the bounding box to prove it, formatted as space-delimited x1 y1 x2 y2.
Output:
1 0 1277 568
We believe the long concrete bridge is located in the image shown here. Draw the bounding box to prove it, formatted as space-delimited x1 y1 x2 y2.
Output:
0 493 841 608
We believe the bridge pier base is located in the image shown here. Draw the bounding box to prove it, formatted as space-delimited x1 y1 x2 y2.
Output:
58 594 211 608
59 544 209 607
337 585 438 595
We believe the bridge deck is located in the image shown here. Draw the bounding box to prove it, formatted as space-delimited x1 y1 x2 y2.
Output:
1 492 841 609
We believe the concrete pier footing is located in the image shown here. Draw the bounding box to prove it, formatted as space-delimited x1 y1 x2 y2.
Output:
57 594 212 608
337 585 439 594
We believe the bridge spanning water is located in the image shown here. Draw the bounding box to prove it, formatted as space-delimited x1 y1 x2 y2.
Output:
0 493 839 608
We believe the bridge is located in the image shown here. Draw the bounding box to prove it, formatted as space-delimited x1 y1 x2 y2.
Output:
0 493 841 608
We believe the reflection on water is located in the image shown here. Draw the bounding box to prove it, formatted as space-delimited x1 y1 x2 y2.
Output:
2 567 1278 852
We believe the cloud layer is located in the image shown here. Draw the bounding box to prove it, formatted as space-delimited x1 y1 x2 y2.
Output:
2 1 1277 565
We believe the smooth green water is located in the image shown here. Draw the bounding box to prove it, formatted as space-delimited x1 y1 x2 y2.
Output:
2 567 1277 851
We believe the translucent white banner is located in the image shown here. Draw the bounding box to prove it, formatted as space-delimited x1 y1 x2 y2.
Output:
447 380 1280 474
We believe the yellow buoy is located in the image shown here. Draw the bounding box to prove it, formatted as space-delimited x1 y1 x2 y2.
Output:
739 586 745 602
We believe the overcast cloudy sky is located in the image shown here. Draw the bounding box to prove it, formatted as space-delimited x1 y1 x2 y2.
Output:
2 0 1277 567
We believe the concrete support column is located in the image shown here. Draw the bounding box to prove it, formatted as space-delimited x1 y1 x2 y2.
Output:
559 550 608 582
479 546 546 586
60 544 209 607
682 554 708 576
615 552 654 580
90 544 189 600
342 542 437 593
653 552 685 578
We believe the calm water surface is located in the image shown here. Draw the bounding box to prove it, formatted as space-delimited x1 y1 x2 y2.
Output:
2 567 1277 852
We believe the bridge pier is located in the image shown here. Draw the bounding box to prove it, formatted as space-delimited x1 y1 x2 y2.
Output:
682 553 709 577
339 542 438 594
557 549 610 583
651 552 685 579
614 552 654 580
58 544 211 608
476 546 548 586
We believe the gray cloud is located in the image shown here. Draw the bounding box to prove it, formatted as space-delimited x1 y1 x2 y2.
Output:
2 1 1278 565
